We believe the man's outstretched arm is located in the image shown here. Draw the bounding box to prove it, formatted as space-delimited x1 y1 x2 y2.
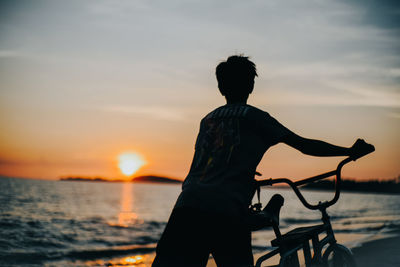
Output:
281 132 351 157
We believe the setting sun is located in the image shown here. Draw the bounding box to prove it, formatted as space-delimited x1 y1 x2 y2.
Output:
118 152 146 176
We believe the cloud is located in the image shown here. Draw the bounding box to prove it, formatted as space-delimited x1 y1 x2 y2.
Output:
0 50 20 58
387 112 400 119
0 158 21 166
342 0 400 30
266 88 400 108
388 68 400 78
259 59 400 108
0 157 107 167
101 105 186 121
340 86 400 107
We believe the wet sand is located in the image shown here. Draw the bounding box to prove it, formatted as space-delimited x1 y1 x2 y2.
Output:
352 235 400 267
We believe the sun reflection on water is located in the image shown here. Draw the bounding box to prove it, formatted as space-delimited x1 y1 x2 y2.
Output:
118 182 138 227
123 255 144 264
98 183 155 266
85 254 153 266
108 182 141 227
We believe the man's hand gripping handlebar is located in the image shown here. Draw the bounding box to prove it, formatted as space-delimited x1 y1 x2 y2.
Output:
349 139 375 161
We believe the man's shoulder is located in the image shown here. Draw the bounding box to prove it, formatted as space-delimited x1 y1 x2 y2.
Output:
246 105 271 117
203 104 271 120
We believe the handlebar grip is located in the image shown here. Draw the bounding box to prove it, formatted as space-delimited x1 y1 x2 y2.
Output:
350 142 375 161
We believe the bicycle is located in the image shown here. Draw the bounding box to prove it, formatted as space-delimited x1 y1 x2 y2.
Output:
251 142 375 267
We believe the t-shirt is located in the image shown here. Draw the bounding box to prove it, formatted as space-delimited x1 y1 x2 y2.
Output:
174 104 291 218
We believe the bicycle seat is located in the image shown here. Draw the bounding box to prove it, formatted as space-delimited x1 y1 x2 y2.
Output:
248 194 284 231
271 224 326 247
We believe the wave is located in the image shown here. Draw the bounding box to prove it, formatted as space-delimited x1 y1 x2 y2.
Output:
281 217 321 225
0 244 157 265
0 215 165 265
334 225 387 234
65 244 157 260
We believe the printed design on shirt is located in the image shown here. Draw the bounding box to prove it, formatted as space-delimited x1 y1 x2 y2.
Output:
193 106 249 182
207 105 250 119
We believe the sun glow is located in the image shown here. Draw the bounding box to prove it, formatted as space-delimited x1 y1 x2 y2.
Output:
118 152 146 176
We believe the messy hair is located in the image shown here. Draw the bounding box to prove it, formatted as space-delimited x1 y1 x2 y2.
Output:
215 55 258 99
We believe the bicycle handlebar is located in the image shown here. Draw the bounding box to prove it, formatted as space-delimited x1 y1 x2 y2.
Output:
256 144 375 210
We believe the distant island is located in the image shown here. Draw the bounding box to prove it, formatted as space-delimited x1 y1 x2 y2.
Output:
301 178 400 194
132 175 182 184
59 175 182 184
58 175 400 194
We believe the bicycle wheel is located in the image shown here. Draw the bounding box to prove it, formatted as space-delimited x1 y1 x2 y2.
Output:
322 244 356 267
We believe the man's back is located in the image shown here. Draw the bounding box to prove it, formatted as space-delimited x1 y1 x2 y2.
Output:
175 103 290 217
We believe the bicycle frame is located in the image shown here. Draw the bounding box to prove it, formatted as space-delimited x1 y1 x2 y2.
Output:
254 147 374 267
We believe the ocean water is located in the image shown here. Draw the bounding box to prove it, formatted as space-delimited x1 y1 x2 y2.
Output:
1 177 400 266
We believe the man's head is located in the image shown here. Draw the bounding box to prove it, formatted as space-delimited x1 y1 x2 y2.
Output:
216 55 258 103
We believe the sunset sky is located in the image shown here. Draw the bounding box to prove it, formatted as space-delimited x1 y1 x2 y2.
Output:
0 0 399 181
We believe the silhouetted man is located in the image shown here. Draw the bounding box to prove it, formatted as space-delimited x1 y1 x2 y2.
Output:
152 55 371 267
